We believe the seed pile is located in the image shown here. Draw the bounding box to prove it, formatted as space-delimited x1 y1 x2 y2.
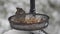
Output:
11 16 45 24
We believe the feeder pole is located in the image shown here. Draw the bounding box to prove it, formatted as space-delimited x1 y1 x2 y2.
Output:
30 0 35 13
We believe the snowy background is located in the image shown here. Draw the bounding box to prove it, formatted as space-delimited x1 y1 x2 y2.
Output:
0 0 60 34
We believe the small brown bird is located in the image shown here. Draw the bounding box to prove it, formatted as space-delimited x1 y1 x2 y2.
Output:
14 7 26 23
15 7 25 15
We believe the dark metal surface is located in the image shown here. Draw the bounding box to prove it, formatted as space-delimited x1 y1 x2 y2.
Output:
30 0 35 14
41 29 48 34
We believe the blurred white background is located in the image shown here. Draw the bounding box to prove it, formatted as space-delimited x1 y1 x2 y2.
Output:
0 0 60 34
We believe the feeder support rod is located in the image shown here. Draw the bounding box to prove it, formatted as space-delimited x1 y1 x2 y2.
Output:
30 0 35 13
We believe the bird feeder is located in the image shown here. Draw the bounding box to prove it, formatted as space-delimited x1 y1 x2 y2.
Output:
8 0 49 34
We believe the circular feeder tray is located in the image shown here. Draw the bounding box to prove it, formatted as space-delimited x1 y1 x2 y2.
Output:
8 13 49 31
